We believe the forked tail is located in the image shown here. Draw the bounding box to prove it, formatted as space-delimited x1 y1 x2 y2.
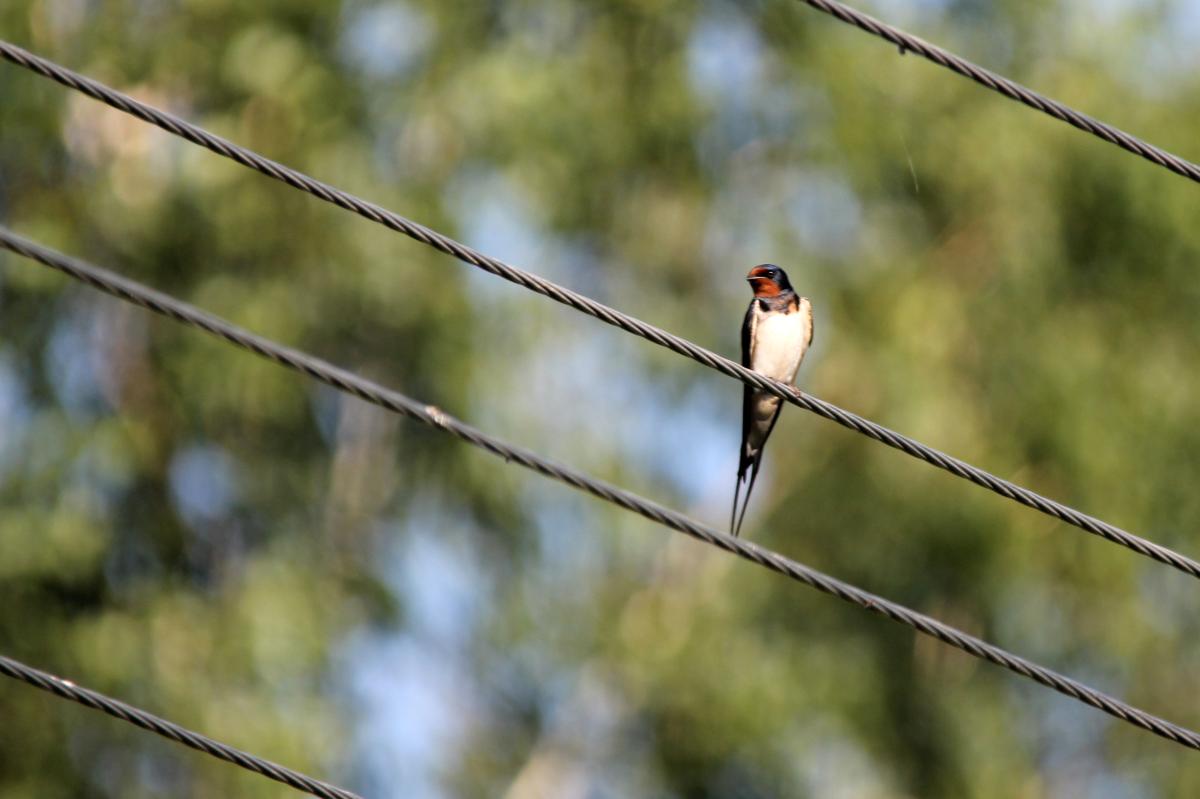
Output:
730 475 743 535
730 459 763 538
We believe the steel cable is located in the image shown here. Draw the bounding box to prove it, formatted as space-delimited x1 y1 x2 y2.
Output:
0 654 362 799
795 0 1200 183
2 42 1195 580
1 227 1198 750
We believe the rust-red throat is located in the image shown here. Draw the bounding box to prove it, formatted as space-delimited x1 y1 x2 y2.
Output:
746 266 782 298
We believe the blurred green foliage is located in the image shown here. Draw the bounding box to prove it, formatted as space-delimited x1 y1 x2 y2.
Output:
3 0 1200 796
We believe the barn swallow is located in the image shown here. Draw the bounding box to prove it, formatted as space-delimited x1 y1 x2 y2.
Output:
731 264 814 537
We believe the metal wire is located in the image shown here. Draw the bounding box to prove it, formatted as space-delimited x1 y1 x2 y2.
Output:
0 654 362 799
2 227 1198 751
2 42 1195 581
796 0 1200 184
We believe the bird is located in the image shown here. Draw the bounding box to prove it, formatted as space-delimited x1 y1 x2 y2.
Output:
730 264 814 537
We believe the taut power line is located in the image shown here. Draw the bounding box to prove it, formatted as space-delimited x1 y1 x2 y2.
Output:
0 41 1194 579
0 654 362 799
2 226 1198 751
795 0 1200 183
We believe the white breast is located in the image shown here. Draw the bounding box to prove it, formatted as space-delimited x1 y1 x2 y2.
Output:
750 300 812 384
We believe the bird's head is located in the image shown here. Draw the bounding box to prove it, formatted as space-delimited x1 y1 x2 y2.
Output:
746 264 793 298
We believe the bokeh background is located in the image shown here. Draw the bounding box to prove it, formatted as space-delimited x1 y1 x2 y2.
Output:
3 0 1200 796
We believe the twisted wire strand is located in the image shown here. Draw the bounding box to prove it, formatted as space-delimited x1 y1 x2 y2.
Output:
797 0 1200 183
2 42 1198 582
2 228 1198 751
0 654 362 799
